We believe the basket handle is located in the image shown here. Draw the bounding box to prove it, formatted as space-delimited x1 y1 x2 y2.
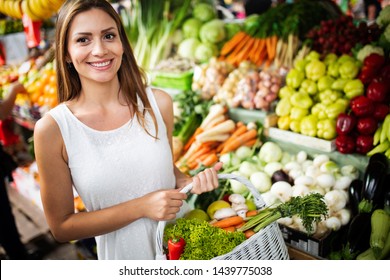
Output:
155 173 265 260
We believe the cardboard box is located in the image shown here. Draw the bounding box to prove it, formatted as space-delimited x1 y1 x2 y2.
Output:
279 224 345 259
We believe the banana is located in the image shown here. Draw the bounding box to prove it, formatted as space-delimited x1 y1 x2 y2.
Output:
380 114 390 144
373 124 382 146
367 140 390 157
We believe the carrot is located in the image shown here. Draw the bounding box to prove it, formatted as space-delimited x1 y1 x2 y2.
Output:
186 145 212 164
251 38 266 64
244 229 256 239
217 125 248 153
242 138 257 147
224 34 252 64
222 226 236 232
200 152 218 167
220 31 248 56
254 45 268 67
220 129 258 154
235 221 246 229
212 216 244 228
232 36 257 64
248 38 260 61
183 127 203 152
246 210 258 217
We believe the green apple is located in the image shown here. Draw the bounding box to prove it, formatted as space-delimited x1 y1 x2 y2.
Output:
207 200 231 219
184 209 210 221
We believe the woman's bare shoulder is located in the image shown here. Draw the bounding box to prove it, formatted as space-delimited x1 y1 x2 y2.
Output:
150 87 173 108
34 112 62 143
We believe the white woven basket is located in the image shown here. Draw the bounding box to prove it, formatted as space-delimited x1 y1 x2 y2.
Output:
155 173 290 260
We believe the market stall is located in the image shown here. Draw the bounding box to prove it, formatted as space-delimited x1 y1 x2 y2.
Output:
0 0 389 261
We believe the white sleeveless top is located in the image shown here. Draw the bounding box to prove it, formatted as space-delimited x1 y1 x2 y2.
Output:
48 87 176 259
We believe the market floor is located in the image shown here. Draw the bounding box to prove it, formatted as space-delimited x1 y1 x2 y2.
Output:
0 186 82 260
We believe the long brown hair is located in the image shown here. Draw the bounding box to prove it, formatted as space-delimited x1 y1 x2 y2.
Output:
55 0 158 137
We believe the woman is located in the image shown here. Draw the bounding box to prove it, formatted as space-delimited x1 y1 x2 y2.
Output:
34 0 222 260
0 82 37 260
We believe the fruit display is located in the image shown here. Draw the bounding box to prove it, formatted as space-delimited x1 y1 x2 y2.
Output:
335 53 390 155
13 61 58 122
275 51 362 140
0 0 65 20
306 15 381 57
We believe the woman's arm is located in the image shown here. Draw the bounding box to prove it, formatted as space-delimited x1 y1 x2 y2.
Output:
153 88 222 194
34 114 186 242
0 82 25 120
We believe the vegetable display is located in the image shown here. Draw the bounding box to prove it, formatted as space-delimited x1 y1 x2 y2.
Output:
219 0 341 68
275 51 361 140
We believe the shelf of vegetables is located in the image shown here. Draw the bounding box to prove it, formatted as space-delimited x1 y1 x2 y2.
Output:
1 0 390 260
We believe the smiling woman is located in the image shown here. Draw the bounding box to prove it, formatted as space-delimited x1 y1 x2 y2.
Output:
32 0 223 260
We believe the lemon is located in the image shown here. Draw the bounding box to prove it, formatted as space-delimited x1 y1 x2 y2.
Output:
206 200 231 219
184 209 210 221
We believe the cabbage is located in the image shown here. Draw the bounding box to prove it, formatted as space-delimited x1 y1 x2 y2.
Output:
224 22 242 40
177 37 201 60
193 3 216 22
182 17 203 39
194 42 218 63
199 19 226 44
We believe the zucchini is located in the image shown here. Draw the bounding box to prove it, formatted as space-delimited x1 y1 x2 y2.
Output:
356 248 376 260
370 209 390 258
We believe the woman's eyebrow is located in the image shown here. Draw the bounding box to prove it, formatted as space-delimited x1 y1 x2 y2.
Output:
71 27 116 37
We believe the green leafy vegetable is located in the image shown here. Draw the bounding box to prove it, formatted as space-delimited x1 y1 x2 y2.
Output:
164 218 246 260
239 193 328 234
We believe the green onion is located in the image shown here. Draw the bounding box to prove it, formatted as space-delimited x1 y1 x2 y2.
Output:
238 193 328 234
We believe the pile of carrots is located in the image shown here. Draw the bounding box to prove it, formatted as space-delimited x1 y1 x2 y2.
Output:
210 210 258 239
219 31 278 68
176 104 259 173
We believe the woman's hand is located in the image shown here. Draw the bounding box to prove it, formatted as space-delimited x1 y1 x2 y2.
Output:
141 189 187 221
190 162 223 195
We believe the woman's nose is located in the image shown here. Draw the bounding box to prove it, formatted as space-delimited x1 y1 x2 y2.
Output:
91 40 108 56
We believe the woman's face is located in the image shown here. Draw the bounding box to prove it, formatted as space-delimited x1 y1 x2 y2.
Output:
66 8 124 85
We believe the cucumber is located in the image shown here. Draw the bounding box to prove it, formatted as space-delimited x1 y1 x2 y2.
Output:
370 209 390 258
356 248 376 260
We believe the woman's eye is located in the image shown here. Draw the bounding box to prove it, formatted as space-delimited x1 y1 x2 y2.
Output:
76 37 89 43
105 33 115 40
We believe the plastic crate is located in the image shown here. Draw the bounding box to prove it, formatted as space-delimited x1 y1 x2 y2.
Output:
151 70 193 91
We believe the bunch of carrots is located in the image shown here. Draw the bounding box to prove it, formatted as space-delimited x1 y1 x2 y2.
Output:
219 31 278 68
210 209 259 239
176 104 260 173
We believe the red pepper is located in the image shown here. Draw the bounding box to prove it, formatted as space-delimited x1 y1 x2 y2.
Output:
363 53 385 69
378 64 390 80
366 78 390 103
356 116 378 135
335 135 356 154
168 237 186 260
373 103 390 121
350 95 374 117
355 135 374 154
336 113 357 135
359 64 378 85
